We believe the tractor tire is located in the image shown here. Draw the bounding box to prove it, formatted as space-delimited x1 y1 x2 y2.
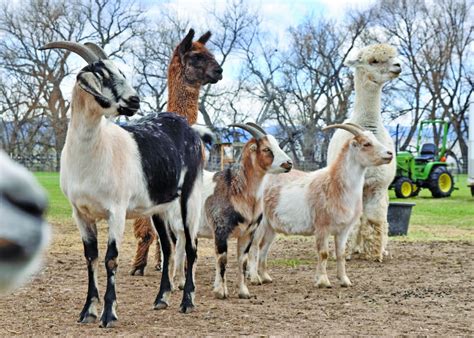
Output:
394 177 413 198
428 166 454 198
411 184 420 197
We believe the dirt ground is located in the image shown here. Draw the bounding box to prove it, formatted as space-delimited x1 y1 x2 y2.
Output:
0 220 472 336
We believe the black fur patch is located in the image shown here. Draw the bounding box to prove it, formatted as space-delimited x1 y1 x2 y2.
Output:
122 113 203 205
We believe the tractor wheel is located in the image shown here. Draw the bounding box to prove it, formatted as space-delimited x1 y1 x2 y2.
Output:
394 177 413 198
411 184 420 197
428 166 454 198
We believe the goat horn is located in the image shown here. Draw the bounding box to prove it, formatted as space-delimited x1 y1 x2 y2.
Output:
246 122 267 135
84 42 108 60
345 122 366 131
322 123 362 136
38 41 99 64
229 123 265 140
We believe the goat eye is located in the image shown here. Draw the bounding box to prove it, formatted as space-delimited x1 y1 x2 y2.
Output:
363 143 372 147
263 148 271 152
370 59 379 65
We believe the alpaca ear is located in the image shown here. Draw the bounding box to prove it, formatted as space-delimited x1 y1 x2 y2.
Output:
179 28 195 56
77 71 112 108
344 58 359 67
198 31 212 44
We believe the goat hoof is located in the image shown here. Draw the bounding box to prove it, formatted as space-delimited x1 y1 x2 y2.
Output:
153 301 169 310
213 287 228 300
260 273 273 284
339 276 352 287
179 303 195 314
129 267 144 276
238 292 251 299
154 264 162 271
78 313 97 324
250 275 262 285
99 313 118 329
178 282 185 291
315 275 331 288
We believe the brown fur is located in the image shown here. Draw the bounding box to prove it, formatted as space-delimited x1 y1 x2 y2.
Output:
131 30 222 274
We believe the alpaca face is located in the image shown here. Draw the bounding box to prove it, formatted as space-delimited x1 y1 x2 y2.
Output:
177 29 223 86
345 44 401 86
77 60 140 117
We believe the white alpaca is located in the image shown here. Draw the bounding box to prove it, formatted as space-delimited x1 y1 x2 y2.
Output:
326 44 401 261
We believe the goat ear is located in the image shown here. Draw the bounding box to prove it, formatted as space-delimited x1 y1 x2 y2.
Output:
179 28 195 56
350 139 360 148
77 72 112 108
249 143 257 152
198 31 212 44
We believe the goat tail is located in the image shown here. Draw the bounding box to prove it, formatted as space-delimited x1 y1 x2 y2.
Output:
192 124 214 145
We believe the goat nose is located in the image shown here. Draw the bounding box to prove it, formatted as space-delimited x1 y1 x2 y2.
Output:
129 96 140 104
281 160 293 172
216 67 223 74
394 63 401 68
387 151 393 156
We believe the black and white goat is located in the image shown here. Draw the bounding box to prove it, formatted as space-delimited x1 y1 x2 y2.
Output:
39 42 208 327
0 150 49 294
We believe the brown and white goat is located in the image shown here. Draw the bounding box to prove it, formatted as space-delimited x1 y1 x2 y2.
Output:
130 29 223 276
170 123 292 299
248 123 393 288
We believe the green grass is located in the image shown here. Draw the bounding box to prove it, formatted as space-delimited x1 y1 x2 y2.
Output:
34 172 71 221
270 258 314 268
389 174 474 241
34 172 473 241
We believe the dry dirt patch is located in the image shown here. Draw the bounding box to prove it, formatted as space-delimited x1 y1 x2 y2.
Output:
0 221 472 335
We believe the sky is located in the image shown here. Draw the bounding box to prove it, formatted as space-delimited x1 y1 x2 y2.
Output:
148 0 377 33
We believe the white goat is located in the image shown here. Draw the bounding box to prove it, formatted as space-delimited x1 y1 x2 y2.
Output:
327 44 401 261
248 123 393 287
170 123 292 300
0 150 49 294
39 42 209 328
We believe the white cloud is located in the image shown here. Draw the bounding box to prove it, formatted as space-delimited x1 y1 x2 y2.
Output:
317 0 377 17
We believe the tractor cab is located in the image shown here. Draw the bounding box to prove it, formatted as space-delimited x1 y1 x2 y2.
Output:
391 119 454 198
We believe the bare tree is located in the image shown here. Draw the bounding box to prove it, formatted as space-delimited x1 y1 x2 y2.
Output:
0 0 144 169
375 0 473 166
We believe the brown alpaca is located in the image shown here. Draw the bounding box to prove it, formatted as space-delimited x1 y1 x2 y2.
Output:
130 29 222 276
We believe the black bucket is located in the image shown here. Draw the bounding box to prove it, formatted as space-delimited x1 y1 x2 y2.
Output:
387 202 416 236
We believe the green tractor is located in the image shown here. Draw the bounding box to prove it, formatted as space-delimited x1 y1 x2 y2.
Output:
391 119 455 198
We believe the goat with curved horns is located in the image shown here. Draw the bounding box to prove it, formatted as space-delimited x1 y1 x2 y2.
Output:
39 41 210 327
248 123 393 288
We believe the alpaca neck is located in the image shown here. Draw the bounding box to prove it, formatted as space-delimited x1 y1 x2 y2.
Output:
351 73 383 128
167 61 201 125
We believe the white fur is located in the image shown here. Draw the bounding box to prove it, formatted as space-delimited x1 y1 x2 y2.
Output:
327 44 401 261
248 128 393 287
0 150 50 294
